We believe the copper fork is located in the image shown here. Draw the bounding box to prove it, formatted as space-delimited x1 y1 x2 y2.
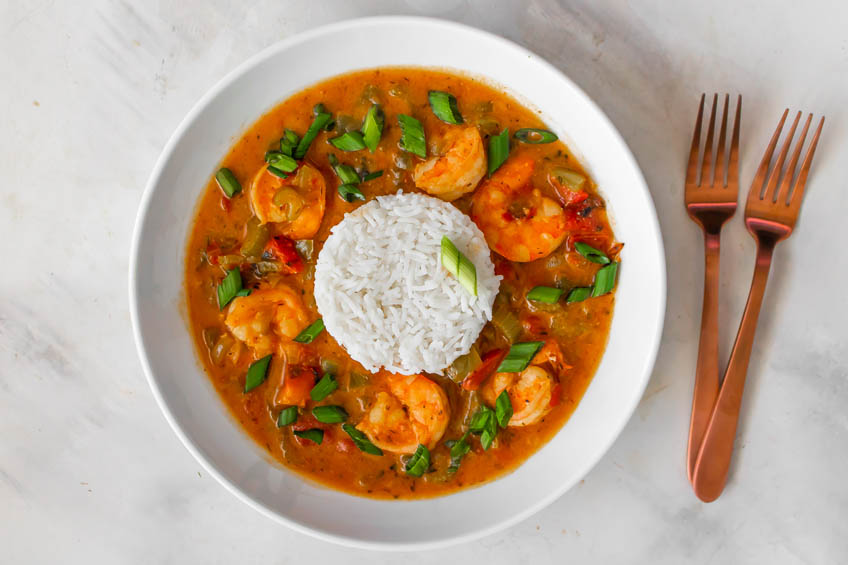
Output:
692 109 825 502
684 94 741 482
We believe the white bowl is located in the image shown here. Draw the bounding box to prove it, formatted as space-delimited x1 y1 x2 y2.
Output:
129 16 665 550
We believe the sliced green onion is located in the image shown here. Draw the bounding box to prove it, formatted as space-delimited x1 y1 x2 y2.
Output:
487 128 510 176
294 112 332 159
235 288 251 297
527 286 563 304
313 103 327 115
496 341 544 373
446 432 471 473
440 236 460 277
515 128 558 144
342 424 383 455
215 168 241 198
338 184 365 202
575 242 610 264
310 372 337 402
293 428 324 445
293 319 324 344
592 262 619 297
327 154 365 201
280 129 300 157
397 114 426 158
216 268 242 310
469 406 497 450
361 104 384 152
458 254 477 297
495 390 513 428
566 287 592 303
277 406 298 427
266 166 288 179
360 170 383 182
404 444 430 477
440 236 477 296
329 131 366 151
264 151 298 173
428 90 464 124
469 406 492 433
244 354 272 392
333 164 360 185
312 405 348 424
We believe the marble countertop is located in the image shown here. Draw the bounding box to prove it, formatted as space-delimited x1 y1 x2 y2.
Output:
2 0 846 562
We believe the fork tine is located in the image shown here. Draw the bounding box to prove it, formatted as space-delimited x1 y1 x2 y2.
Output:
701 94 718 186
776 113 812 204
762 111 801 201
727 95 741 186
686 94 706 186
750 109 788 200
789 116 825 209
713 94 730 186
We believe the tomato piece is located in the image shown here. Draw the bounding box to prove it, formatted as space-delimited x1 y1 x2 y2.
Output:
563 207 599 234
461 348 507 391
265 236 305 274
549 383 562 407
548 173 589 207
275 365 317 407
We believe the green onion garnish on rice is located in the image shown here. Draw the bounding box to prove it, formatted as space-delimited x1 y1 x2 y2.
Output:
440 236 477 296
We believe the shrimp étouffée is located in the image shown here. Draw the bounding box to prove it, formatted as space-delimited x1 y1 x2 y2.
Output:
470 155 567 262
413 126 486 201
357 373 450 454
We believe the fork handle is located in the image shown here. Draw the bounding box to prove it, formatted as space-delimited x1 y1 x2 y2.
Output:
692 237 776 502
686 230 722 481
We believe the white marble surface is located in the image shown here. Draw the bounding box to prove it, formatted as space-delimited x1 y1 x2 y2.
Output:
2 0 846 562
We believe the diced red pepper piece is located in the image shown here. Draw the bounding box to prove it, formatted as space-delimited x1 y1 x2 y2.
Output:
265 236 305 274
461 348 507 391
549 383 563 407
563 207 600 234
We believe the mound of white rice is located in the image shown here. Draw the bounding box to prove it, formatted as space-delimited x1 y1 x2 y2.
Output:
314 192 500 375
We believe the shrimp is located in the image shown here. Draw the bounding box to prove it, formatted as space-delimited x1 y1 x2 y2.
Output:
413 126 486 201
357 374 450 454
250 162 326 239
470 155 567 262
480 339 570 426
224 286 310 356
481 366 553 427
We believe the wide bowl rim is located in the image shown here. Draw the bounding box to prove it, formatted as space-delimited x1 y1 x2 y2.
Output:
129 15 666 551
